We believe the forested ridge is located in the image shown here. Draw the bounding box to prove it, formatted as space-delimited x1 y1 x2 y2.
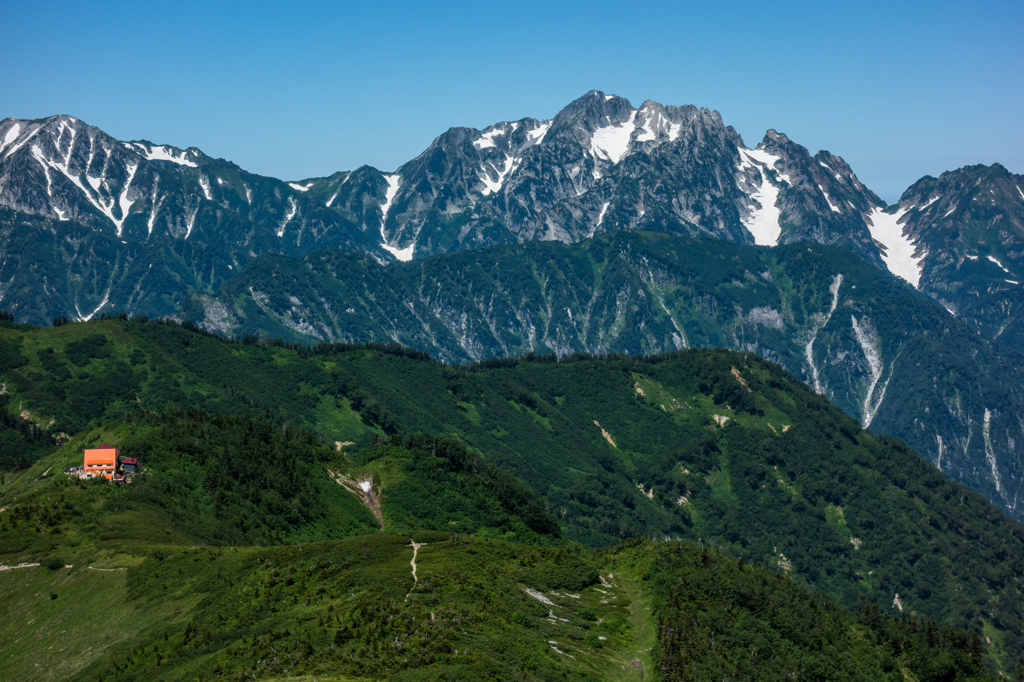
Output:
179 231 1024 527
1 315 1023 676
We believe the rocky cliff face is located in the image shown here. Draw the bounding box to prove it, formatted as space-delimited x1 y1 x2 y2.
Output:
0 115 390 322
0 93 897 323
179 231 1024 525
379 91 888 265
878 164 1024 350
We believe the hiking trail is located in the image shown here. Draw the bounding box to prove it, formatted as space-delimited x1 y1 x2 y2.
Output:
405 541 427 601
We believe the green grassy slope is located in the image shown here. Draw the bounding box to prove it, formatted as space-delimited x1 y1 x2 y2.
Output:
1 318 1023 669
0 532 997 682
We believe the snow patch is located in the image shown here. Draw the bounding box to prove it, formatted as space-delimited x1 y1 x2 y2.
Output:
738 148 784 246
289 181 315 192
0 123 21 154
3 121 43 159
277 196 297 237
382 243 415 261
358 480 372 492
378 175 413 261
527 120 552 146
327 176 349 207
135 143 198 167
633 105 680 143
184 201 199 239
943 205 957 218
480 153 520 196
597 201 610 228
590 109 637 164
523 587 556 606
1018 185 1024 201
148 177 163 235
473 127 505 150
76 286 111 322
866 206 922 288
38 165 69 221
31 143 137 235
198 175 212 201
986 255 1010 273
476 122 545 195
816 183 841 213
116 163 138 236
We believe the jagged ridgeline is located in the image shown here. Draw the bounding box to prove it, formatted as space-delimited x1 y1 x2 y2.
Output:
1 315 1024 668
3 97 1022 356
181 231 1024 527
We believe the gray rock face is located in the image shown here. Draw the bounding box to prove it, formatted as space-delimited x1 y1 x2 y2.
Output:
0 115 390 321
380 91 888 264
879 163 1024 350
0 93 943 323
1 95 1021 357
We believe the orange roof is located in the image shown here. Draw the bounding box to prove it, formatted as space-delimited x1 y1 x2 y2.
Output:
84 446 119 469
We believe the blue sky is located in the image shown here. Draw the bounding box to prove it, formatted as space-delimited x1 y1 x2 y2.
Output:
2 0 1021 202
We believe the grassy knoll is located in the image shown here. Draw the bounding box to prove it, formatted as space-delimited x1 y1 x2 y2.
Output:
0 533 997 681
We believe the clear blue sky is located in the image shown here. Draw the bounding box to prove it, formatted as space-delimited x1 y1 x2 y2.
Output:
2 0 1021 202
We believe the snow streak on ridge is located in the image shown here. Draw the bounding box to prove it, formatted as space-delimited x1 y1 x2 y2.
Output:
133 143 197 167
277 197 297 238
738 148 785 246
866 206 922 288
590 110 637 165
379 176 412 261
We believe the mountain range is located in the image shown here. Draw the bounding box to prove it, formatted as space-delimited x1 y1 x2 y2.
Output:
2 92 1024 533
1 91 1022 344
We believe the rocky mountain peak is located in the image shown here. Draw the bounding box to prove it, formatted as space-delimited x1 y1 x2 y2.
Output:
550 90 636 134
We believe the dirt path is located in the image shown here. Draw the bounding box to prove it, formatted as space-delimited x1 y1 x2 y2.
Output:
0 563 40 572
405 541 427 602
